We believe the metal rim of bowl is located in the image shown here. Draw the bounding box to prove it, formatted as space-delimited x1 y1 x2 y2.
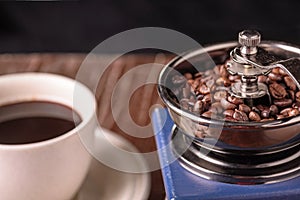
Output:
158 41 300 129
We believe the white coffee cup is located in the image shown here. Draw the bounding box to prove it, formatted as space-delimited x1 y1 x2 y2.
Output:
0 73 97 200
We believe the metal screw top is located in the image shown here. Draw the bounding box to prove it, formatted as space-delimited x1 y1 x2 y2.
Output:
227 29 270 102
239 30 261 47
238 30 261 55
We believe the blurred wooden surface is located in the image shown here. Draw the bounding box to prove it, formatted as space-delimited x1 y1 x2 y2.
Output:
0 53 173 200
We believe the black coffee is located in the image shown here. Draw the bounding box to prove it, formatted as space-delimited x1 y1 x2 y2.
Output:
0 101 81 144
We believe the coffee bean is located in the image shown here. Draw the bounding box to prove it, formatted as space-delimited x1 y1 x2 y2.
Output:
293 102 300 108
218 65 227 77
284 76 297 91
221 98 236 110
202 111 212 118
198 83 210 94
261 109 270 119
280 108 299 117
210 85 217 93
258 75 267 83
233 109 248 121
279 68 287 76
206 79 215 88
223 109 234 117
223 78 231 87
252 107 261 115
196 93 204 100
272 67 280 74
249 111 261 121
209 106 217 114
180 98 189 110
214 90 228 102
188 96 196 107
273 99 293 108
296 91 300 103
280 108 292 117
239 104 251 114
266 77 275 84
256 104 267 112
225 116 237 122
228 96 244 105
187 79 194 85
194 72 203 79
184 73 193 80
193 100 203 113
202 101 210 111
210 102 223 114
204 69 214 76
288 90 295 101
194 90 200 97
269 83 287 99
269 105 279 116
191 79 200 90
216 77 226 86
268 72 282 82
228 75 240 82
202 94 211 103
201 76 214 84
289 108 299 117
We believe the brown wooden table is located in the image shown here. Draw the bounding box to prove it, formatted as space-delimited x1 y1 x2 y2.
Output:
0 53 173 200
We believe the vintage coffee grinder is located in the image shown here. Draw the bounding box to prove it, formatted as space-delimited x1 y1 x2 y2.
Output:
153 30 300 199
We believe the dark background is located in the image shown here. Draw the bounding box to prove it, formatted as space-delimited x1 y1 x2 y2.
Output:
0 0 299 53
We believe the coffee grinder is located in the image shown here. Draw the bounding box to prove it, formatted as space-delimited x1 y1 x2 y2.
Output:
153 30 300 199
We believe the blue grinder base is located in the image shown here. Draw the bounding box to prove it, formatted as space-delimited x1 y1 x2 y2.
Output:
152 108 300 200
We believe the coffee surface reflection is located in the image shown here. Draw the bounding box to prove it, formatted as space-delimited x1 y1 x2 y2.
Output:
0 101 81 144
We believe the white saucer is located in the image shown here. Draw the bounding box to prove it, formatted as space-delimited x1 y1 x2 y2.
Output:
73 129 151 200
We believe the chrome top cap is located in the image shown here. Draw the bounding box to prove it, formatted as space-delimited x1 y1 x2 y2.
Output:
239 30 261 47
